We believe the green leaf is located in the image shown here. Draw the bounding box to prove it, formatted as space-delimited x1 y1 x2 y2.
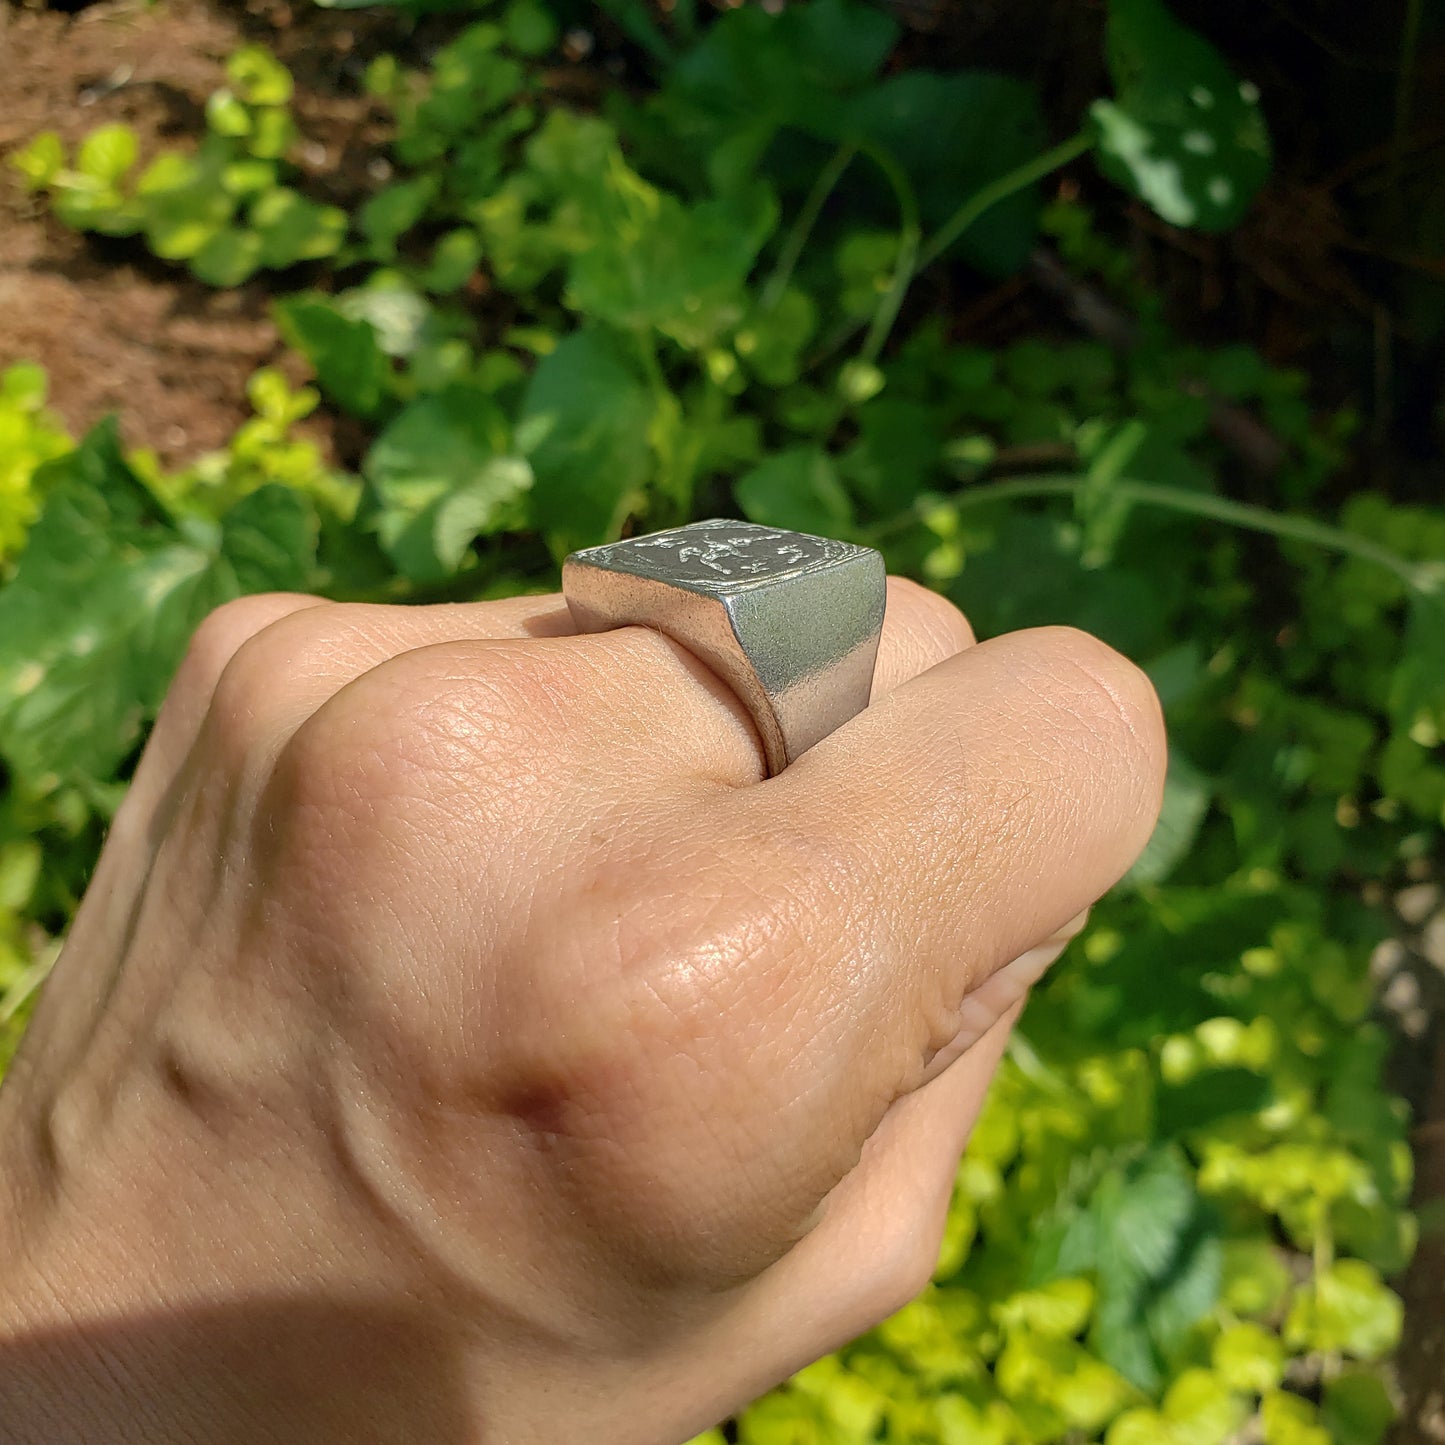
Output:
222 157 279 197
839 398 944 512
0 421 315 784
1260 1391 1331 1445
190 226 264 286
1321 1372 1395 1445
275 297 389 419
736 448 854 535
10 132 65 190
405 22 525 150
1156 1067 1270 1137
336 277 439 359
661 0 896 168
226 46 294 107
363 387 530 583
786 0 899 91
733 289 816 387
995 1277 1095 1339
0 363 48 412
1284 1260 1403 1361
1098 1149 1196 1278
1075 417 1147 567
1108 1406 1167 1445
431 461 533 569
848 71 1048 273
1094 0 1271 231
566 182 777 348
359 173 441 257
52 186 143 237
141 162 234 261
518 328 655 556
997 1332 1135 1434
1210 1321 1283 1394
422 228 483 293
1085 1148 1222 1392
76 123 139 185
836 360 885 407
206 89 253 139
1219 1238 1292 1318
1159 1368 1246 1445
1122 749 1210 887
1390 579 1445 728
220 484 318 594
948 510 1174 658
502 0 558 56
246 107 298 161
249 188 349 267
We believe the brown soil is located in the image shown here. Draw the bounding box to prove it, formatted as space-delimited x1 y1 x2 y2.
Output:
0 0 397 466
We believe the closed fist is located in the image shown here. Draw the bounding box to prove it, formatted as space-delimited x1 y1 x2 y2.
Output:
0 580 1164 1444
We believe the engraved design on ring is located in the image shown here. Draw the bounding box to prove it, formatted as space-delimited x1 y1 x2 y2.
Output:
562 519 887 777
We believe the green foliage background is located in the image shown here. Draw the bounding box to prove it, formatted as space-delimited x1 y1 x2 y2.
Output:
3 1 1442 1441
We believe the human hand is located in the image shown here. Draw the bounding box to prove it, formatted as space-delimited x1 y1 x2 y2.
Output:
0 579 1164 1444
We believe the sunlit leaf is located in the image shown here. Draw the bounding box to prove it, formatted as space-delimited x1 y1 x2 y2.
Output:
0 422 315 783
276 296 389 419
519 328 655 556
363 387 530 583
736 448 854 536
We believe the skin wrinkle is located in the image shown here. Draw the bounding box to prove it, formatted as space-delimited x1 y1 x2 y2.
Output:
486 860 850 1288
1004 640 1162 825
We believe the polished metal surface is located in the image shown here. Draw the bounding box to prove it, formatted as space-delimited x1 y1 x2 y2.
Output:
562 519 887 776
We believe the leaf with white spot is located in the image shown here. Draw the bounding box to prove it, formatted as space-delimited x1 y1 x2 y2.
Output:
1093 0 1271 232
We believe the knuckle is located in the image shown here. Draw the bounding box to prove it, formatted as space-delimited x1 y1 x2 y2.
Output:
203 601 343 765
176 593 323 706
386 644 573 773
888 575 976 654
269 640 551 827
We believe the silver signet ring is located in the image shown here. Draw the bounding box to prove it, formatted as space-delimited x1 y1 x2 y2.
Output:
562 519 887 777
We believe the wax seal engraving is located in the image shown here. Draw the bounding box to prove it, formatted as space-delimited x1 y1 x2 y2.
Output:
562 519 886 776
582 520 855 592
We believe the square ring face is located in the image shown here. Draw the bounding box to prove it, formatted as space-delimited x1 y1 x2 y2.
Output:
570 519 868 597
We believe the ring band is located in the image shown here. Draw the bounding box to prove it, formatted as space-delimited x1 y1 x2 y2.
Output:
562 520 887 776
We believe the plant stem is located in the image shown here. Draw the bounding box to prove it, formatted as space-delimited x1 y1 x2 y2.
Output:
635 328 667 396
814 145 922 442
1387 0 1424 227
866 472 1431 591
856 142 922 368
811 128 1092 366
760 142 858 313
916 128 1094 273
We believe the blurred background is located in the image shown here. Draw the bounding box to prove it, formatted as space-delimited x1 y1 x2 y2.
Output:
1 0 1443 1440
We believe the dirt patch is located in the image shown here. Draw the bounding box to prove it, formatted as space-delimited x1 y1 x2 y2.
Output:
0 0 393 467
